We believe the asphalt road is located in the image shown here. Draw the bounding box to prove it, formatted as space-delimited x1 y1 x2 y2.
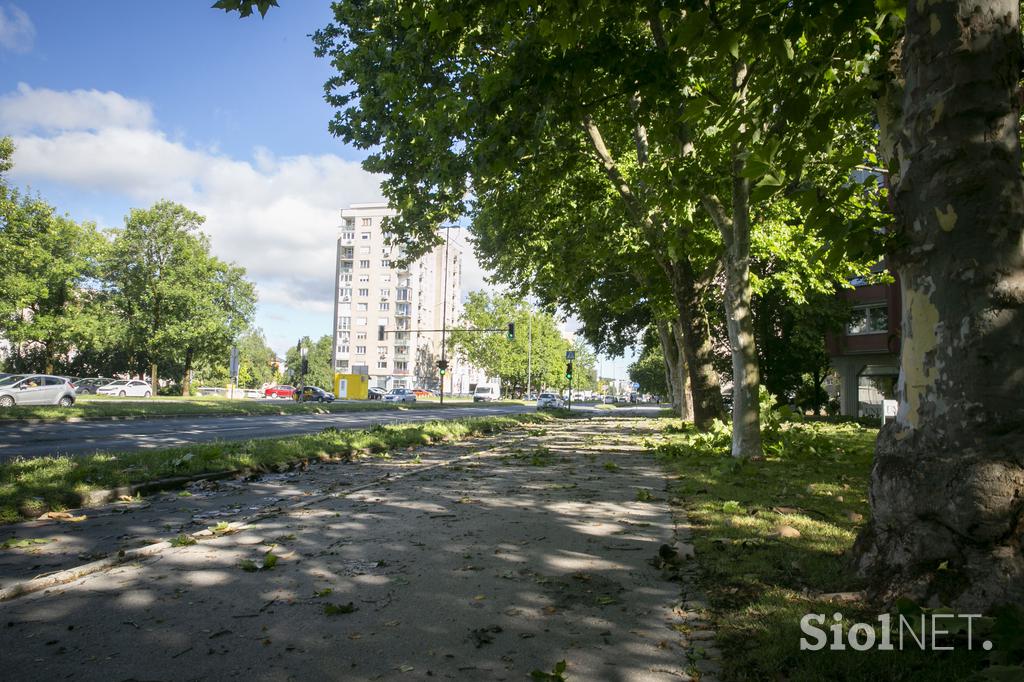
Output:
0 404 664 461
0 404 540 461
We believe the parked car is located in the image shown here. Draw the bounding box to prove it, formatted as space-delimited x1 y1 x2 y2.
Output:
368 387 387 400
96 379 152 397
472 384 500 402
0 374 77 407
382 388 417 403
296 386 335 403
536 392 564 409
602 395 616 404
264 385 295 399
411 388 435 398
74 377 116 395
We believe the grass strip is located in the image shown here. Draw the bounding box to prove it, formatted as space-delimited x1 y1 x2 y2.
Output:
0 412 553 524
0 395 527 422
649 418 997 680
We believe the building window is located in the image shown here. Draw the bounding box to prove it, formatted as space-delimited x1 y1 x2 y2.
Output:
338 317 351 330
336 360 349 370
379 302 390 311
339 274 352 283
381 260 391 268
396 303 410 316
395 361 408 371
378 317 389 326
341 247 354 258
356 303 368 312
341 231 354 240
338 344 350 353
395 346 408 356
377 361 389 369
358 275 369 283
397 288 410 301
359 260 370 269
360 219 371 227
847 304 888 335
356 317 367 326
358 288 369 297
356 331 366 340
355 346 366 354
395 331 409 341
379 288 390 298
377 345 388 355
359 246 371 255
339 287 352 298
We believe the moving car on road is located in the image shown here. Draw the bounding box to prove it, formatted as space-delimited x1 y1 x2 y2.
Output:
382 388 416 403
295 386 335 403
536 392 564 409
96 379 152 397
0 374 77 407
264 385 295 399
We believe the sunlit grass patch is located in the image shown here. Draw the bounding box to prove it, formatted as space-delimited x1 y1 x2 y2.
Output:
649 419 991 679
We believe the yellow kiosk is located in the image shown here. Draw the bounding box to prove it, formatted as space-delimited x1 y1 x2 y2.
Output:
333 373 370 400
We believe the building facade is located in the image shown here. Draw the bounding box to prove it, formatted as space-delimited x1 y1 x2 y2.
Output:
826 272 902 417
331 203 464 392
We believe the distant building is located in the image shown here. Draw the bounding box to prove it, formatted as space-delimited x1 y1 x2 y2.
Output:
826 270 901 417
331 203 464 392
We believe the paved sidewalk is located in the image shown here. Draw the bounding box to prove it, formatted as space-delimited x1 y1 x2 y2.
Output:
1 416 714 681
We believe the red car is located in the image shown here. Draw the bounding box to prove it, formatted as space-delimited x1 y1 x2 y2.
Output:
264 384 295 399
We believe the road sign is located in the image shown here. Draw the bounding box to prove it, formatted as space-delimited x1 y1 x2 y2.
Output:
632 382 640 390
565 350 575 360
229 347 239 378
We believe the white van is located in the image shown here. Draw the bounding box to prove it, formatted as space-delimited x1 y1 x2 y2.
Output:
472 384 500 402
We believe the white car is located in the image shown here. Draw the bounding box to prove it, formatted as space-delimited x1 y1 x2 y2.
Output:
382 388 416 403
96 379 153 397
473 385 500 402
603 395 616 404
536 392 564 409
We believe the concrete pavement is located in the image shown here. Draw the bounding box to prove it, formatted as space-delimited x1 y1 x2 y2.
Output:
0 415 715 681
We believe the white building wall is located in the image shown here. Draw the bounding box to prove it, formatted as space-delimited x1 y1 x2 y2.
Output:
332 204 463 390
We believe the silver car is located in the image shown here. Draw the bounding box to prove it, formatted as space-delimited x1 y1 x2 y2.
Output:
0 374 77 407
382 388 416 403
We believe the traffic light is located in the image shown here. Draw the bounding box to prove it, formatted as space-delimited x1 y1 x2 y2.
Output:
301 358 309 376
437 359 449 376
378 326 386 341
565 361 573 381
507 322 515 340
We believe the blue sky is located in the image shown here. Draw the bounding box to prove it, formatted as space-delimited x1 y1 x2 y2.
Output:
0 2 634 375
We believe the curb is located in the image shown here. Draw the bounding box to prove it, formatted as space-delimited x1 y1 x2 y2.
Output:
0 429 541 603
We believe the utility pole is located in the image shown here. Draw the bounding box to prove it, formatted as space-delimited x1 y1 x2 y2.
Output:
526 308 532 398
439 226 451 405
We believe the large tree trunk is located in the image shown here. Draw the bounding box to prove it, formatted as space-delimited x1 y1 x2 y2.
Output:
702 184 763 456
672 319 694 421
853 0 1024 609
150 362 158 395
668 260 725 430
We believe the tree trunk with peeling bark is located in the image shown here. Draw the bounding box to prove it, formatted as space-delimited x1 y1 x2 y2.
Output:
671 318 694 421
853 0 1024 609
656 319 692 420
703 178 763 459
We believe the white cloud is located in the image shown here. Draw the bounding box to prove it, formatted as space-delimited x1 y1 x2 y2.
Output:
0 4 33 53
3 84 384 315
0 83 155 134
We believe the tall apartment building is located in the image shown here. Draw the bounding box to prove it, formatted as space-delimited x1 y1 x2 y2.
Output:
332 203 463 391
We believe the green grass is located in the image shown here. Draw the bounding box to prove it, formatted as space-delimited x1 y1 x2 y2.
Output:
0 413 553 523
0 394 528 422
651 419 998 681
